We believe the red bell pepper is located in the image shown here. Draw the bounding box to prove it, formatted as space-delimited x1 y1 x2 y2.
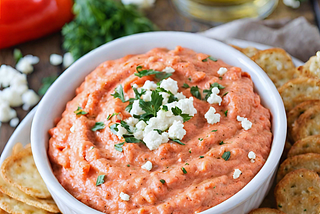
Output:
0 0 74 49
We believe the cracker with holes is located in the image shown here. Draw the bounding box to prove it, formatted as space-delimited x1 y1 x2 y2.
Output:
291 105 320 142
1 146 51 199
248 208 285 214
288 135 320 157
276 153 320 182
278 77 320 112
297 51 320 78
275 169 320 214
287 100 320 143
251 48 296 88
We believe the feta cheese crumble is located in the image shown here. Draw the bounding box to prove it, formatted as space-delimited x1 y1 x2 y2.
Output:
143 130 168 150
9 117 19 128
63 52 74 68
204 107 221 124
237 116 252 130
160 78 179 94
22 90 40 108
50 54 63 66
119 192 130 201
168 120 186 140
130 99 146 116
283 0 300 8
141 161 152 171
16 58 33 74
207 87 222 105
217 67 228 76
248 151 256 163
233 169 242 179
142 80 157 91
162 67 175 73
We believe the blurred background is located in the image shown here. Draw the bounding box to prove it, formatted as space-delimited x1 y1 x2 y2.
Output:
0 0 317 152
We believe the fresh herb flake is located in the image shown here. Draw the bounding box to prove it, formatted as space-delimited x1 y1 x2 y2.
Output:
92 122 105 131
96 175 105 186
222 151 231 161
160 179 166 184
111 85 127 102
190 86 201 100
107 113 119 120
198 138 203 141
181 167 187 174
211 130 218 132
127 164 130 167
114 142 125 152
199 156 204 158
162 105 168 111
124 136 142 143
182 83 190 88
219 141 224 145
224 110 228 117
39 75 58 96
120 120 133 134
13 49 23 64
109 123 119 135
172 139 185 145
222 92 229 97
189 150 191 153
74 107 88 116
136 65 143 72
211 82 225 89
202 56 218 62
185 163 189 165
154 129 163 134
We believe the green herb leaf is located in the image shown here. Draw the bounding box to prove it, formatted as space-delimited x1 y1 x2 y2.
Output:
199 156 204 158
203 82 225 100
185 163 189 165
190 86 201 100
154 129 163 134
133 87 146 98
182 83 190 88
211 130 218 132
96 175 105 186
135 69 160 78
107 113 119 120
172 139 185 145
162 105 168 111
160 179 166 184
74 106 88 116
120 120 133 134
171 106 182 116
181 167 187 174
13 49 23 64
109 123 119 135
198 138 203 141
136 65 143 72
124 136 142 143
155 72 172 80
111 85 127 102
38 75 58 96
62 0 156 60
114 142 125 152
222 151 231 161
224 110 228 117
139 90 163 118
189 150 191 153
125 98 136 113
202 56 218 62
219 141 224 145
222 92 229 97
127 164 130 167
91 122 105 131
211 82 225 89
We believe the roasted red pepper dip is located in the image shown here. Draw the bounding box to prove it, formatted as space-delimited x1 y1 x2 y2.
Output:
48 46 272 214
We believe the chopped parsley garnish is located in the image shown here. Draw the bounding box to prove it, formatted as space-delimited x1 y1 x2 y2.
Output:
38 75 58 96
219 76 223 80
134 66 172 80
138 90 163 117
211 82 225 90
172 139 185 145
198 138 203 141
222 92 229 97
107 113 119 120
188 77 192 81
154 129 163 134
120 120 133 134
114 142 125 152
171 106 192 122
133 87 146 98
74 106 88 116
182 83 190 88
123 136 142 143
211 130 218 132
109 123 119 135
222 151 231 161
96 175 105 186
202 56 218 62
185 163 189 165
160 179 166 184
14 48 23 64
181 167 187 174
91 122 105 131
203 83 225 100
199 156 204 158
219 141 225 145
111 85 127 102
189 150 192 153
190 86 201 100
224 110 228 117
127 164 130 167
89 146 94 150
162 105 168 111
278 204 282 208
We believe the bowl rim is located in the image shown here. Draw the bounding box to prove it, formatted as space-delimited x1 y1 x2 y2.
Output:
31 31 287 214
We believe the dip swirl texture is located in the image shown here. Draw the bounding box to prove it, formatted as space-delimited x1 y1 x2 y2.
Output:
48 46 272 214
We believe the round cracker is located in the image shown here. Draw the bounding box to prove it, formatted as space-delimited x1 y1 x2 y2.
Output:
288 135 320 157
275 169 320 214
297 54 320 78
276 153 320 182
0 208 8 214
0 191 50 214
251 48 296 88
287 100 320 143
1 146 51 199
278 77 320 112
11 143 24 156
291 105 320 142
248 208 285 214
0 173 59 213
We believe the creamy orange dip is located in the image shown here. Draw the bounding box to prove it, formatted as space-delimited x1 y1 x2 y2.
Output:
48 46 272 214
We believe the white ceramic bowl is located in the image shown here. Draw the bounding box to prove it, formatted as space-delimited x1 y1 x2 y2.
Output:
31 32 287 214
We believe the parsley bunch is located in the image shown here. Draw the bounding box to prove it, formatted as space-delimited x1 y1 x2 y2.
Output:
62 0 156 60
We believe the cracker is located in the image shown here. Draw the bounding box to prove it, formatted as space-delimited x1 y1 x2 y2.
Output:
291 105 320 142
278 77 320 112
248 208 285 214
242 46 260 58
276 153 320 182
275 169 320 214
288 135 320 157
297 53 320 78
251 48 296 88
287 100 320 143
0 191 50 214
11 143 24 156
1 147 51 199
0 209 8 214
0 173 59 213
